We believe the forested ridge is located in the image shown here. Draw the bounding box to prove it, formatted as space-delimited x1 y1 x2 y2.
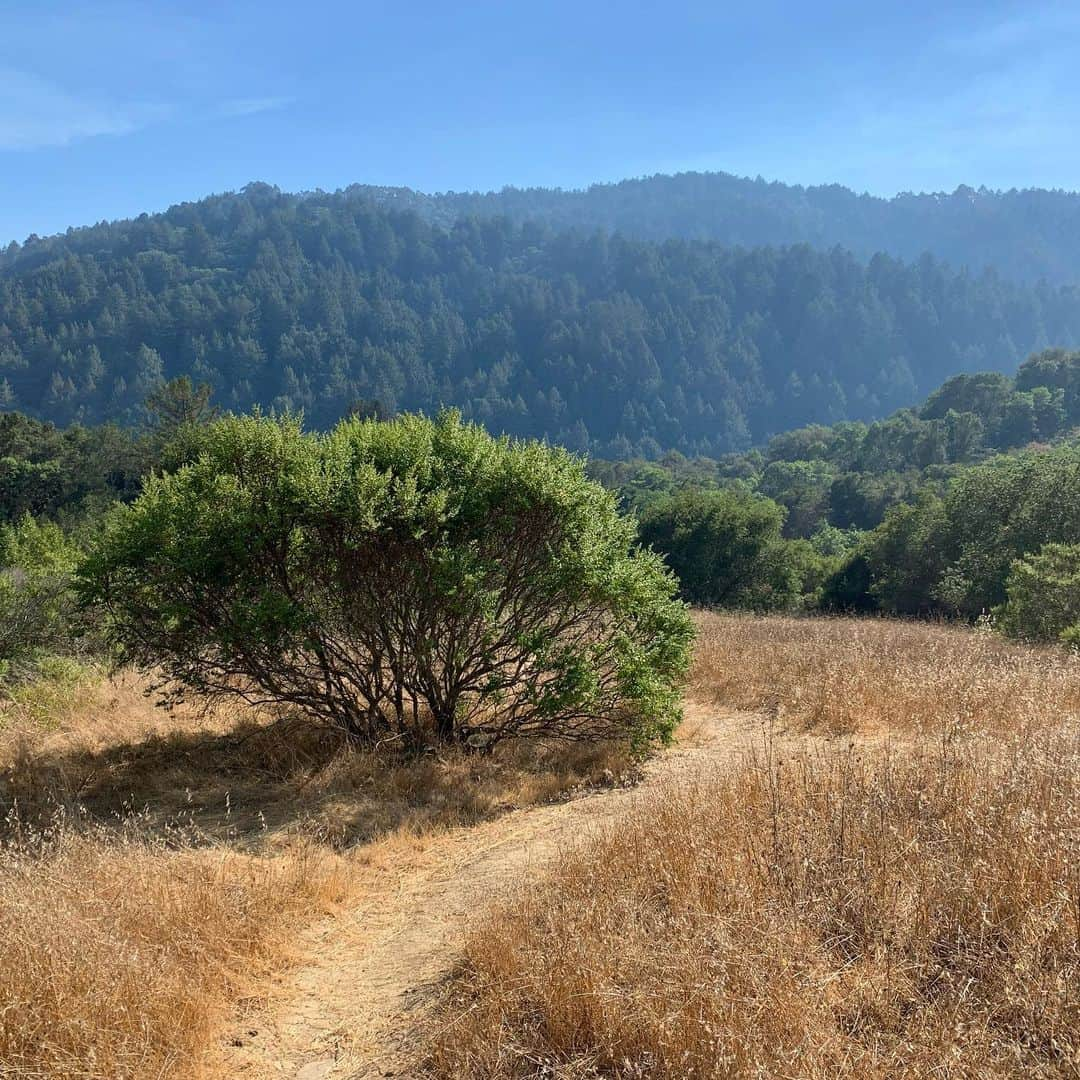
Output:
417 172 1080 285
5 348 1080 643
4 182 1080 455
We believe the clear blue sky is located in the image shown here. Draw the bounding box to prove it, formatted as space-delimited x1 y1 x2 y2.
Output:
3 0 1079 244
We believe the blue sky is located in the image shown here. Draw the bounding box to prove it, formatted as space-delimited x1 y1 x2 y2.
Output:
2 1 1080 244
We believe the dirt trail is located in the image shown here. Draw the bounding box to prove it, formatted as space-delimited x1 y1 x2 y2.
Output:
222 704 776 1079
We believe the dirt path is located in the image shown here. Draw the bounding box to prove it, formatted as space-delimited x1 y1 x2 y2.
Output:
221 704 775 1079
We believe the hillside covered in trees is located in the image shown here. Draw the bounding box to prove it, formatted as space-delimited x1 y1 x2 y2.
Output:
596 347 1080 532
415 172 1080 285
588 349 1080 637
4 183 1080 456
4 350 1079 641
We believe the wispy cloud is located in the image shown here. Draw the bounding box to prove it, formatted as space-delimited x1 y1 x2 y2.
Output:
219 96 295 118
0 67 171 151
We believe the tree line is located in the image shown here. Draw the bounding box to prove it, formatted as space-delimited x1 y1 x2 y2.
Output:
590 349 1080 643
4 183 1080 458
5 350 1080 689
416 171 1080 285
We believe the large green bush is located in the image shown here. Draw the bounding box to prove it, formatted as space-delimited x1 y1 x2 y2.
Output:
639 488 816 610
78 412 693 748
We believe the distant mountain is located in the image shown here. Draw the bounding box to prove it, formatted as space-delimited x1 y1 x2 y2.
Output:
364 172 1080 286
2 182 1080 456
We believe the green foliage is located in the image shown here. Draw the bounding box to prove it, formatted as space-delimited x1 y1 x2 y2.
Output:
824 443 1080 618
920 372 1014 424
922 370 1069 448
995 543 1080 644
933 446 1080 615
1016 348 1080 414
4 185 1080 456
757 459 833 538
616 350 1080 551
818 549 877 613
144 376 219 447
0 411 151 525
0 516 83 678
0 515 79 575
826 470 922 531
638 488 813 610
78 411 693 748
430 173 1080 286
854 496 950 615
808 523 863 559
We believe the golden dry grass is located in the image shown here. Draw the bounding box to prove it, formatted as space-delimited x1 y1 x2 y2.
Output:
2 670 632 848
0 670 632 1079
429 616 1080 1079
690 611 1080 735
0 833 347 1079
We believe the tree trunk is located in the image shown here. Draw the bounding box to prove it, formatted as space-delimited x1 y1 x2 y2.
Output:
433 702 457 743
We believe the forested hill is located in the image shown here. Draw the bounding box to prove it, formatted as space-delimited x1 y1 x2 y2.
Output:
416 173 1080 286
3 182 1080 456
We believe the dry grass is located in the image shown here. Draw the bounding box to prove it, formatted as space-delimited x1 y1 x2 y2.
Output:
0 669 631 1079
430 730 1080 1078
429 616 1080 1078
0 832 347 1079
1 672 633 849
690 611 1080 735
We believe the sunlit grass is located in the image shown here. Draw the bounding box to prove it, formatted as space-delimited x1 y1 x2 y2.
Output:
690 611 1080 735
429 615 1080 1078
0 668 632 1079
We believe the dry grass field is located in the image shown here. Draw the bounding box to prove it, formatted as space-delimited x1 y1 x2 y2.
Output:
428 614 1080 1078
3 614 1077 1078
0 668 629 1079
0 832 347 1078
690 611 1080 735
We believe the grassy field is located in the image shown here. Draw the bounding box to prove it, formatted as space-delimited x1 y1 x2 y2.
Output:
428 614 1080 1078
689 611 1080 735
3 614 1077 1078
0 668 629 1079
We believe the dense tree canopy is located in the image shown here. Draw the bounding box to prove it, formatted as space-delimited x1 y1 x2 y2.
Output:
0 411 149 525
822 444 1080 617
996 543 1080 644
610 349 1080 541
4 185 1080 456
638 488 814 610
420 172 1080 285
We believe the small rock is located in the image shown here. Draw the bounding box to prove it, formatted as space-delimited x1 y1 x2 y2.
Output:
296 1060 335 1080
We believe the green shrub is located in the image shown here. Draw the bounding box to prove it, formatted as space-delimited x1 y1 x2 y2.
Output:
0 516 82 678
639 487 810 611
995 542 1080 643
79 412 693 748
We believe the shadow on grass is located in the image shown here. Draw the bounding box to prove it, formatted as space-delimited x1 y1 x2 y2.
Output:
1 710 634 850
